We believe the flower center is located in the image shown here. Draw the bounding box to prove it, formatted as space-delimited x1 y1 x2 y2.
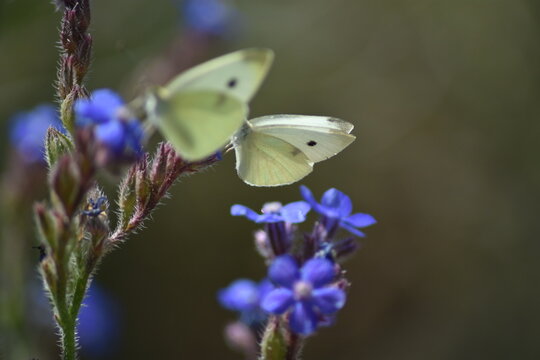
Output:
294 281 313 300
262 202 283 214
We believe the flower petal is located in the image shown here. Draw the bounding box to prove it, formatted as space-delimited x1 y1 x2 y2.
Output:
312 287 346 315
255 213 283 224
124 120 144 155
218 279 260 311
258 279 275 300
340 222 366 237
75 89 124 125
268 255 299 288
300 185 317 206
230 204 260 222
300 258 335 288
321 188 352 217
289 301 318 335
343 213 376 228
300 185 325 214
9 105 64 163
95 121 125 153
261 288 294 314
280 201 311 223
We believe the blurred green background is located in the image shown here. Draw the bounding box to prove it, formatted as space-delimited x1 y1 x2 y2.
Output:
1 0 540 359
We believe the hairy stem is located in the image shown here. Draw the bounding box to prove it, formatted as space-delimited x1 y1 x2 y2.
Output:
61 320 77 360
56 0 92 132
285 333 303 360
71 271 91 320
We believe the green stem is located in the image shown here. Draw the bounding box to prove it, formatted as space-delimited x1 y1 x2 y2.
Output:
57 271 91 360
285 333 302 360
71 271 91 319
61 316 77 360
64 268 93 360
55 285 75 360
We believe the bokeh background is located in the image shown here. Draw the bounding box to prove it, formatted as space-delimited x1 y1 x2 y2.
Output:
1 0 540 359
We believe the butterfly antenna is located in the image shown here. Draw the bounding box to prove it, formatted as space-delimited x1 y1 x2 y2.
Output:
138 122 156 147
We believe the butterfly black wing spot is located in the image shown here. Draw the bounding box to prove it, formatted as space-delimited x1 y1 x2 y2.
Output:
227 78 238 88
307 140 317 146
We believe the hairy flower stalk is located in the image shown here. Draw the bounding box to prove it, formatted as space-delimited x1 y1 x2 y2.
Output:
110 143 220 244
36 130 97 360
34 3 225 359
37 127 219 359
56 0 92 133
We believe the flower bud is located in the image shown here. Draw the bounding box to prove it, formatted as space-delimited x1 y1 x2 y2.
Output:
45 127 74 168
259 317 287 360
254 230 273 260
224 322 257 358
117 166 137 229
81 189 110 244
50 155 81 216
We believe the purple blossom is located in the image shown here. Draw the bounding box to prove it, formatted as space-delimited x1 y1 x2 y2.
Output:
180 0 239 36
219 279 273 326
9 104 66 163
300 185 376 237
74 89 143 159
231 201 310 224
261 255 346 335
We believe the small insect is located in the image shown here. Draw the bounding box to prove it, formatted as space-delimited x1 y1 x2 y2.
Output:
32 245 46 261
83 197 108 217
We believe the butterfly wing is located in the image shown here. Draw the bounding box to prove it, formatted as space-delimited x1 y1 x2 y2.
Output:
148 89 248 161
249 115 355 163
234 128 313 187
166 48 274 103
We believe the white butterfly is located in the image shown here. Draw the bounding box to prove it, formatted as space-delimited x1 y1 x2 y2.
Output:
145 48 274 161
232 115 355 187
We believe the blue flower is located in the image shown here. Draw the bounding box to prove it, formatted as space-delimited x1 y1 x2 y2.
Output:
78 283 121 358
231 201 310 224
218 279 273 326
9 104 66 163
261 255 346 335
74 89 143 158
180 0 239 36
300 185 376 237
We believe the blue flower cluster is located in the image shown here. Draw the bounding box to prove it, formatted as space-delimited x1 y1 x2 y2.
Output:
74 89 143 160
219 186 376 336
9 104 66 164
